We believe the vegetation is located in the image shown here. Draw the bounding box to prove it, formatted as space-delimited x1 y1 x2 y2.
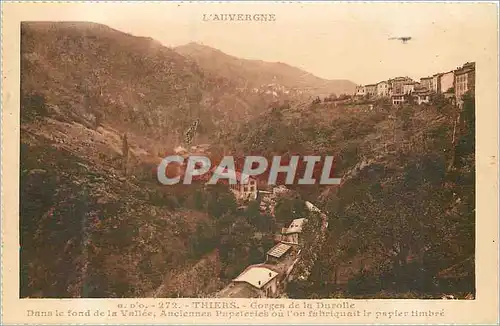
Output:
19 21 475 299
286 93 476 299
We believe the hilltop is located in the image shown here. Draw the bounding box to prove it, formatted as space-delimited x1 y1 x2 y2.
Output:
175 42 356 97
21 22 288 151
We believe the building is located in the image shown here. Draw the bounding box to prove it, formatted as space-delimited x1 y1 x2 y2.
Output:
431 74 440 93
403 82 416 95
365 84 377 97
354 85 366 97
232 265 280 298
391 94 406 105
439 71 454 94
266 242 292 264
454 62 475 105
413 88 431 105
389 77 413 96
208 168 258 202
228 171 258 202
281 218 307 245
420 74 440 93
420 76 432 91
377 81 389 97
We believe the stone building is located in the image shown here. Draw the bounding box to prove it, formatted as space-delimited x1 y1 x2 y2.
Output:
454 62 475 106
377 81 389 97
354 85 366 97
365 84 377 97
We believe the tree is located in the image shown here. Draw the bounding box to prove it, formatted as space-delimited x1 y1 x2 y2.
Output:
204 185 237 218
94 111 104 130
217 217 255 279
274 197 307 225
21 92 48 121
122 133 129 175
244 200 261 226
450 92 475 171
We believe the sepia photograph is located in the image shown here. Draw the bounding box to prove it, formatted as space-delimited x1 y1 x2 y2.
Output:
2 1 499 325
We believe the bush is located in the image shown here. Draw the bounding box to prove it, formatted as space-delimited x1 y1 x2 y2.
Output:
347 269 382 295
21 92 48 120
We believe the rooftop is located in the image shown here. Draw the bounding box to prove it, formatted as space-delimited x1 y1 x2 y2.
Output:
455 68 475 75
305 201 321 213
267 243 292 259
284 218 307 234
233 265 279 289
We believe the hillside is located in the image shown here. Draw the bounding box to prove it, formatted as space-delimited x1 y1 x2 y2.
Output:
229 95 475 298
175 43 356 98
21 22 284 151
19 22 280 298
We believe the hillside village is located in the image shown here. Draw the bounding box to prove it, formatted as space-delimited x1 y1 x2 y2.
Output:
353 62 475 107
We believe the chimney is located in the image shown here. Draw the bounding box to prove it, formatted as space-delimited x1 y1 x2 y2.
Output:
269 272 272 277
258 281 261 285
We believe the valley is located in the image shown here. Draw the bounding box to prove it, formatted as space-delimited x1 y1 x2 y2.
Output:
20 21 475 299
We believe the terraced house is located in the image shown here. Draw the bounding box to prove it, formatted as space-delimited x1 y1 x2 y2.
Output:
377 81 389 97
454 62 475 107
354 62 475 107
365 84 377 97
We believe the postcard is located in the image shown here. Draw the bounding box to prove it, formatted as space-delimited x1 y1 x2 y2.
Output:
1 1 499 325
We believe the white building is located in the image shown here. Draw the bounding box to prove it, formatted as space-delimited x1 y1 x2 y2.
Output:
392 94 405 105
355 85 366 96
281 218 307 245
377 81 389 97
208 168 258 202
365 84 377 97
233 265 279 298
413 89 431 105
228 171 258 202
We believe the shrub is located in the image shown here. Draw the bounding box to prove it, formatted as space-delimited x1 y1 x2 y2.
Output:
21 92 48 120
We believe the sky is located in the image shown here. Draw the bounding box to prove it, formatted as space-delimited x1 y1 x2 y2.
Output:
13 2 498 85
